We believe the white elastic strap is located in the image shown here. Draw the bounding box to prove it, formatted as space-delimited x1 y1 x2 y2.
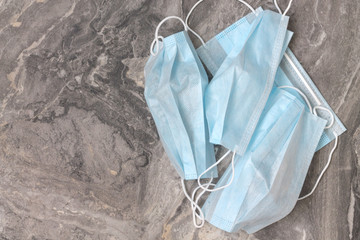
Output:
300 101 337 200
313 106 335 129
181 178 215 228
181 179 205 227
185 149 242 228
185 0 206 46
183 150 234 229
298 134 338 200
274 0 293 16
191 178 215 228
150 16 188 56
150 36 164 56
185 0 256 47
197 150 236 192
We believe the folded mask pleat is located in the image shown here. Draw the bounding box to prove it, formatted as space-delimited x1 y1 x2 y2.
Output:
161 42 199 179
205 11 289 156
145 31 217 180
236 93 303 217
205 14 264 146
239 109 327 233
169 37 215 178
184 34 218 177
145 50 186 178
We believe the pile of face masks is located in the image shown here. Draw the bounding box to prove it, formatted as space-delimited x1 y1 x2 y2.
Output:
144 0 346 234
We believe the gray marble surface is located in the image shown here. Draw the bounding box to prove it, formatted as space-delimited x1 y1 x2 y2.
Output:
0 0 359 239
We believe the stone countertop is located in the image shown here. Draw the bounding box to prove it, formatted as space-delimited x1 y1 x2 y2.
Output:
0 0 359 239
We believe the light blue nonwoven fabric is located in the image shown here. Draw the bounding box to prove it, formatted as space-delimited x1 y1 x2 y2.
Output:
201 87 326 233
193 7 345 233
144 31 217 180
196 7 346 152
202 9 290 156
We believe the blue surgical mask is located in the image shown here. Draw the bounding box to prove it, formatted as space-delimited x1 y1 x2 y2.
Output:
202 8 289 156
182 0 293 229
184 0 346 233
201 86 328 233
144 16 217 180
192 7 345 152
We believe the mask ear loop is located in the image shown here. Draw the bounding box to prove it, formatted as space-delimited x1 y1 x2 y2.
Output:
196 150 236 192
183 150 234 229
150 36 164 56
150 16 188 56
185 0 257 48
274 0 293 16
298 107 338 200
313 106 335 129
181 178 215 228
278 86 339 201
185 0 206 47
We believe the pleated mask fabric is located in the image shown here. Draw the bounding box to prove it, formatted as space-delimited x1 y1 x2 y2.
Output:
195 7 346 152
144 0 346 233
183 1 345 233
203 9 289 156
144 17 217 180
201 87 326 233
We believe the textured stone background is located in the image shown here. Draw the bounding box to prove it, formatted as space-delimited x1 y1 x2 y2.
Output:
0 0 359 239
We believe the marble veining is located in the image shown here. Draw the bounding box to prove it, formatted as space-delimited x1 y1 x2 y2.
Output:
0 0 359 239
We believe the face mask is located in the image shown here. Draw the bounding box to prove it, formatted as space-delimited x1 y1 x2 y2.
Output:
199 7 289 157
144 16 218 181
189 0 345 194
201 86 328 233
178 0 290 229
177 1 292 228
185 0 346 232
190 8 346 152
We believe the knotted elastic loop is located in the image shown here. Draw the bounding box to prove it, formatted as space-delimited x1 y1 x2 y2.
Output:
185 0 257 47
150 16 188 56
274 0 293 16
